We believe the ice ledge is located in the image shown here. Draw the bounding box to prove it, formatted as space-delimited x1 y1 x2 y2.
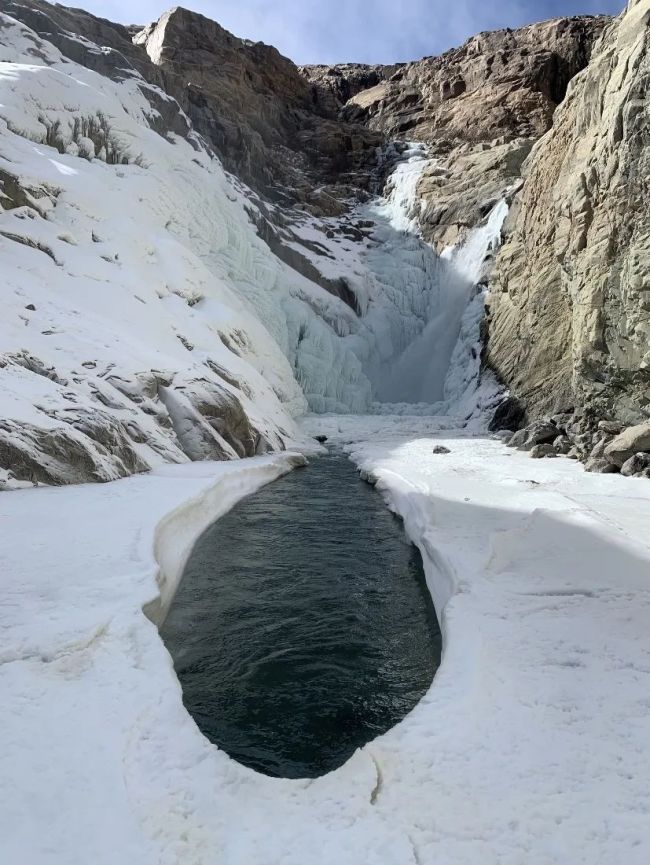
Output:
146 452 308 626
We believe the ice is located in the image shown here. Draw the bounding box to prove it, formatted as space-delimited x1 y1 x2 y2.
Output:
358 172 508 409
371 142 432 233
0 11 507 460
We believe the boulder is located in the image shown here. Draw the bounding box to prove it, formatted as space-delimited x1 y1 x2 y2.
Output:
432 445 451 455
585 458 619 474
507 421 559 451
620 453 650 478
507 429 528 449
489 396 526 432
590 440 607 459
598 420 623 436
604 423 650 468
530 444 557 459
553 435 572 455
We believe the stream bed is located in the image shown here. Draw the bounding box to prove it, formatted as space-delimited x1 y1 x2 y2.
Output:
161 450 441 778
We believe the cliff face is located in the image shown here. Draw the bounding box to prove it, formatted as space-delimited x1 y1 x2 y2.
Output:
303 17 609 249
3 0 607 231
132 8 385 206
488 0 650 425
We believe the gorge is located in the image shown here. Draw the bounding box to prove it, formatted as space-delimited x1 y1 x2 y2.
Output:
1 0 648 485
1 2 650 864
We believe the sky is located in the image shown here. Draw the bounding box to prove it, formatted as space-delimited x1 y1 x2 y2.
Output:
78 0 626 64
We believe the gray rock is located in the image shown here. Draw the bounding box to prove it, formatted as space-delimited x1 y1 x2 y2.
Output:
590 439 607 459
585 458 619 474
508 421 559 452
530 443 557 459
553 435 572 455
527 421 559 446
433 445 451 455
507 429 529 449
598 420 623 435
604 423 650 468
620 453 650 478
489 396 526 432
574 433 593 451
487 2 650 425
551 412 573 431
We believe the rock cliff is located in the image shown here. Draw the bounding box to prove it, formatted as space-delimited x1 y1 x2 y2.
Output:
303 17 608 249
488 0 649 431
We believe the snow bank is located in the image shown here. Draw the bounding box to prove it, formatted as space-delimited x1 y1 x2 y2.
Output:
0 451 412 865
4 414 650 864
148 453 307 625
302 415 650 864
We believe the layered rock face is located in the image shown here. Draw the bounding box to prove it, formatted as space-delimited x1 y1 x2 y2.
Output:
488 0 650 429
303 17 608 249
133 8 382 204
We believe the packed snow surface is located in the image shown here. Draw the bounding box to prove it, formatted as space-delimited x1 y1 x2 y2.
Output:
3 416 650 864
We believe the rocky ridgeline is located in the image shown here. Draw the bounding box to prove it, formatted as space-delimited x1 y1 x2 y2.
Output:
302 17 608 250
492 398 650 478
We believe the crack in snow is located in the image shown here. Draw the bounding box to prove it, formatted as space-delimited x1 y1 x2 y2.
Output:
0 620 110 667
367 750 384 805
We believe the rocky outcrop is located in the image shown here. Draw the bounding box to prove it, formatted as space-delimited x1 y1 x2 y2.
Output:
487 0 649 430
302 17 608 248
496 414 650 479
132 7 382 201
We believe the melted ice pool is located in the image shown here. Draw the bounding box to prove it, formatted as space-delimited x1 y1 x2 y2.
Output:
161 450 441 778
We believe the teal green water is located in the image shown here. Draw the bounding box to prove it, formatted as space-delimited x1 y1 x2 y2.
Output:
161 450 441 778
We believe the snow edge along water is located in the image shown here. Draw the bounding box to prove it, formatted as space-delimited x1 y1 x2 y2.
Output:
145 452 309 626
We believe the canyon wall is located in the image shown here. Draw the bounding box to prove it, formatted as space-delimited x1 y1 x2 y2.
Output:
488 0 650 426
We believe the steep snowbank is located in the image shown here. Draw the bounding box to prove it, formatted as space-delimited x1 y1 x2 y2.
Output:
0 13 506 484
0 13 371 481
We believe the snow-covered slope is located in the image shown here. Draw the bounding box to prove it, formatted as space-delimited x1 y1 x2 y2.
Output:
0 12 506 488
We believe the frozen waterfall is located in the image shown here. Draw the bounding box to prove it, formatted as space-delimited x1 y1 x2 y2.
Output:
345 147 509 408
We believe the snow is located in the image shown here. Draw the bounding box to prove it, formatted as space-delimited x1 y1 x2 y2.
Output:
5 9 649 865
3 416 650 864
0 12 509 477
372 142 432 233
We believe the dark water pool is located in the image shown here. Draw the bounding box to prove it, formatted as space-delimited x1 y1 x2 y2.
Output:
160 450 441 778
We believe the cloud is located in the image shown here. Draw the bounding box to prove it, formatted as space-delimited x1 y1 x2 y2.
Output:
69 0 626 64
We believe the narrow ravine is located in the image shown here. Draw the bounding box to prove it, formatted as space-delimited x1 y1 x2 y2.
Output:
161 450 442 778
